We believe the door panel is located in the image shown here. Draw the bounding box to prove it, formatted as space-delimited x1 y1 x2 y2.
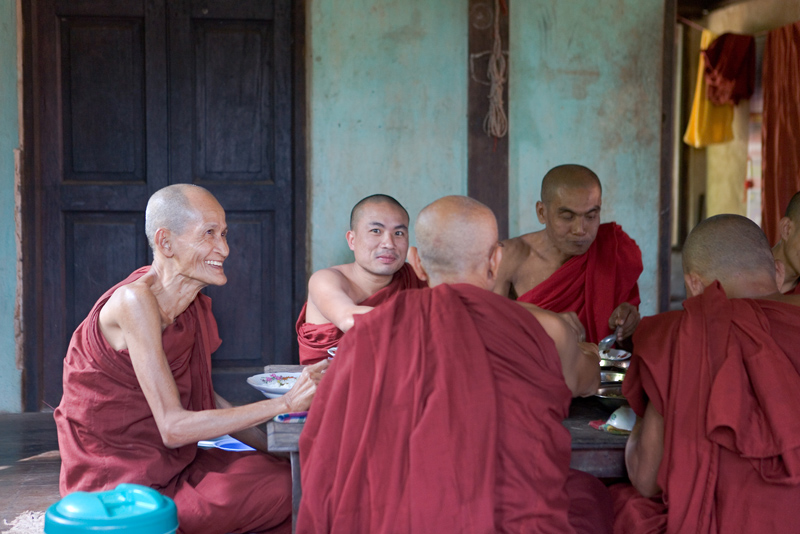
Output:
33 0 297 408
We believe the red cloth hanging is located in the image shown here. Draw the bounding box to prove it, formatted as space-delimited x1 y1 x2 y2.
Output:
762 22 800 246
702 33 755 105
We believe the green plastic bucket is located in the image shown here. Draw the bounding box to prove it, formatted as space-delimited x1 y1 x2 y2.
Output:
45 483 178 533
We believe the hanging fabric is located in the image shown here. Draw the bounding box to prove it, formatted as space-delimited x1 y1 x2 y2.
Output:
683 29 735 148
702 33 756 106
761 22 800 245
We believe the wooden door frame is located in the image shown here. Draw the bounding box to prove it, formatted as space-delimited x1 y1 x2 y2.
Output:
20 0 308 411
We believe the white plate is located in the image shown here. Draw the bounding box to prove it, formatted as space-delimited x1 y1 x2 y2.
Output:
599 348 631 361
198 435 256 452
247 372 301 398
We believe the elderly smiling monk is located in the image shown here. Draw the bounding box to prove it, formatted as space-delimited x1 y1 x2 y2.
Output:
613 214 800 534
55 184 328 534
297 196 611 534
295 194 427 364
495 165 643 344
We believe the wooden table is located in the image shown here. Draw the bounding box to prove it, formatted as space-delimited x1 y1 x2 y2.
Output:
263 366 628 530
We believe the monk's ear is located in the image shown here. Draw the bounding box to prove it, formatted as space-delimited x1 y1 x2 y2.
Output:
487 243 503 287
156 228 174 258
408 246 428 282
779 217 793 241
346 230 356 252
536 201 547 224
683 272 706 298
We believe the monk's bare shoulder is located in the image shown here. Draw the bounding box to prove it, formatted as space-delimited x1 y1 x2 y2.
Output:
99 275 160 351
307 264 361 302
497 230 556 296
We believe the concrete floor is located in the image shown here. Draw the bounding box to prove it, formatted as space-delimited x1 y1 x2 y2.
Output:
0 413 61 526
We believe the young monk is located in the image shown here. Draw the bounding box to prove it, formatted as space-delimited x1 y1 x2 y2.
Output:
295 194 427 363
772 190 800 294
297 196 611 534
613 214 800 534
494 164 643 344
55 184 328 534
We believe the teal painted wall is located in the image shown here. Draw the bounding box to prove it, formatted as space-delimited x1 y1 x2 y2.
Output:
509 1 664 316
307 0 468 271
0 1 20 412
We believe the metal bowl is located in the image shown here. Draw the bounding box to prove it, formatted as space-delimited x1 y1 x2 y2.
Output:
600 371 626 384
600 359 630 370
595 385 628 410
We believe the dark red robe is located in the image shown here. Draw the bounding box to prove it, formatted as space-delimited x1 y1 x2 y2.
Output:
613 283 800 534
297 283 609 533
55 267 291 534
516 222 642 343
296 263 427 364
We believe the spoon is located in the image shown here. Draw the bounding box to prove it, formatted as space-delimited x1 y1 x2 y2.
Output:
598 334 617 353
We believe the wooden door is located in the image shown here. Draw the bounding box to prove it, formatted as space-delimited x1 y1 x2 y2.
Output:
30 0 300 409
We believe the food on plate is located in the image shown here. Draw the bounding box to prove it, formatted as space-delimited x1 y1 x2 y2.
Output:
260 373 297 388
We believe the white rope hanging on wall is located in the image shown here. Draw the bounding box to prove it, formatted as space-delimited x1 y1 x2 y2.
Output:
483 0 508 138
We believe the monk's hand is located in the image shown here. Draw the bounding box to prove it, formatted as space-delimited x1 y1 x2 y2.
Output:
559 311 586 342
281 359 330 413
608 302 640 340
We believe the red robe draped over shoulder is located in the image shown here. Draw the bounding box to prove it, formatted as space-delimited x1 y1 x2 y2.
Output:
295 263 427 364
297 284 581 533
55 267 291 534
516 222 642 343
613 283 800 534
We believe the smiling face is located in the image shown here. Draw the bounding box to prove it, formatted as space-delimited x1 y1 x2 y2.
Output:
346 201 410 277
537 184 602 257
169 190 230 287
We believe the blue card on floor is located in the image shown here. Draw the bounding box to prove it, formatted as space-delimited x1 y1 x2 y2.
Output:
197 435 256 451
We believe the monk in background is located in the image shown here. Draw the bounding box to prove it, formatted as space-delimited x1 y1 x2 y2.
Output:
296 194 427 364
613 214 800 534
772 190 800 294
55 184 328 534
297 196 611 534
495 164 643 344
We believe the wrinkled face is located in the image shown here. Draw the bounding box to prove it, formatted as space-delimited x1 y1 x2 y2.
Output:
170 192 230 287
537 185 602 257
347 202 409 276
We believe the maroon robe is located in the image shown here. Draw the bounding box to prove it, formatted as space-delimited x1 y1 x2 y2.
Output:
297 283 610 534
55 267 291 534
516 222 642 343
296 263 427 364
613 283 800 534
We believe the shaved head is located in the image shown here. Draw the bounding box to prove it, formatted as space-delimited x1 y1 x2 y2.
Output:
350 194 409 230
785 191 800 222
683 214 775 284
415 196 498 279
541 164 602 205
145 184 214 250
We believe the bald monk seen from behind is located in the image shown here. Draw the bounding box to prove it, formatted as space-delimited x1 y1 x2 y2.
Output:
298 196 612 534
772 190 800 294
613 214 800 534
495 164 643 344
296 194 427 364
55 184 328 534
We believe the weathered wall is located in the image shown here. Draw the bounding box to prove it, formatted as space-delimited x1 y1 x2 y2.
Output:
703 0 800 218
307 0 468 271
508 1 665 316
0 0 20 412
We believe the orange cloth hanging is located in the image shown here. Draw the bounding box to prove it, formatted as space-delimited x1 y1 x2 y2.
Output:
683 30 734 148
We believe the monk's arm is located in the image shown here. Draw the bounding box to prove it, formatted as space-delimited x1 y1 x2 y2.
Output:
625 401 664 498
214 393 283 456
519 303 600 396
108 286 328 448
306 268 372 332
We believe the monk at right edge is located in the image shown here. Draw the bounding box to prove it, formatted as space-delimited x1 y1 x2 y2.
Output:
612 214 800 534
297 196 612 534
495 164 643 344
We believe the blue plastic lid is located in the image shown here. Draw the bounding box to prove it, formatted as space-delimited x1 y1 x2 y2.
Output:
45 483 178 533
